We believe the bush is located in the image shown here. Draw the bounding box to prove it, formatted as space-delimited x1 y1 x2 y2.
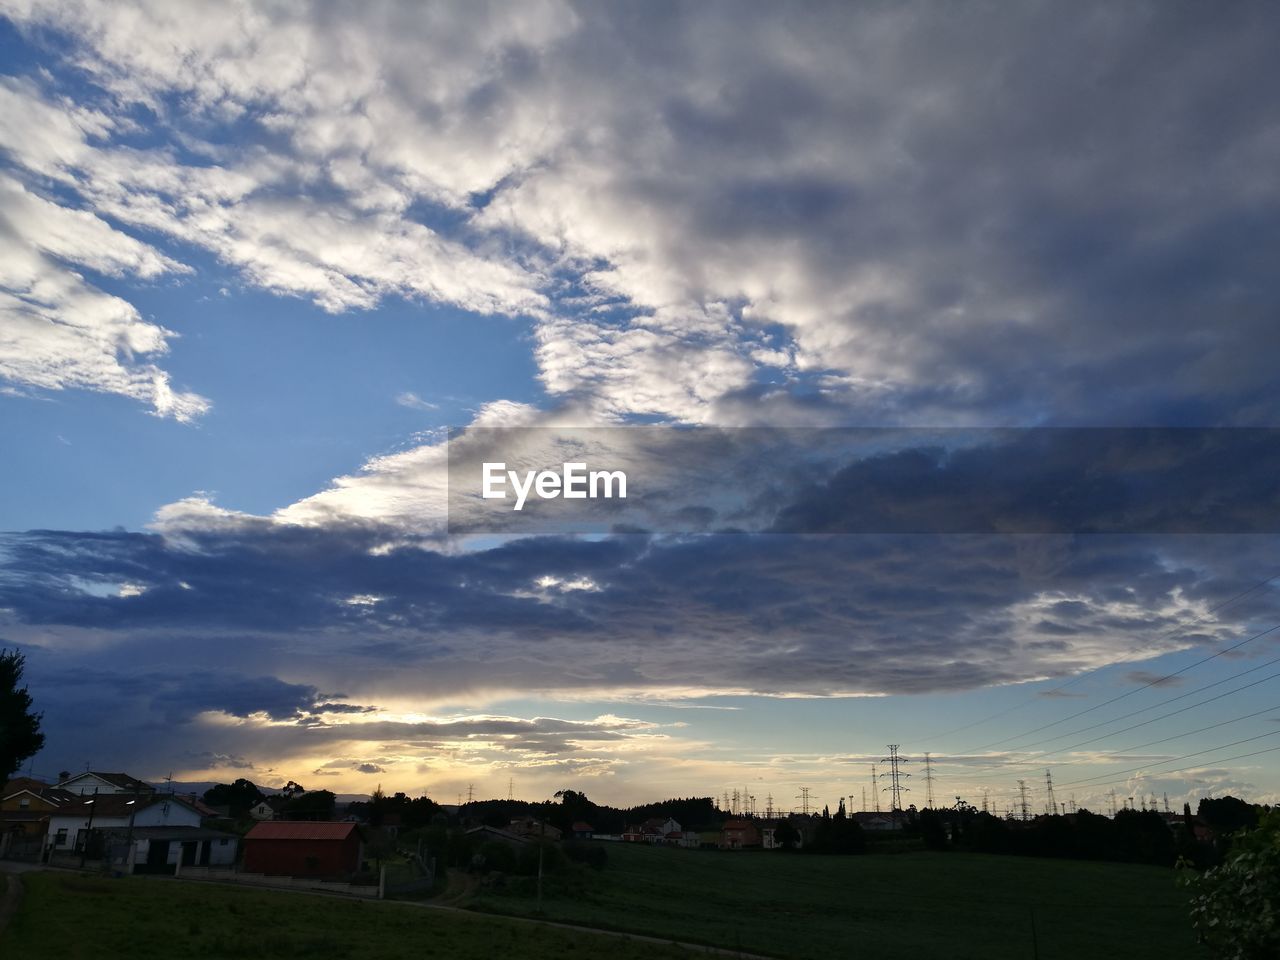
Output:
473 840 518 874
562 840 608 870
1184 810 1280 959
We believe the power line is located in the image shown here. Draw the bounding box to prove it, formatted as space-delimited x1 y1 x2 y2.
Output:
920 571 1280 745
1107 703 1280 756
959 619 1280 754
1073 743 1280 797
1055 728 1280 788
954 664 1280 779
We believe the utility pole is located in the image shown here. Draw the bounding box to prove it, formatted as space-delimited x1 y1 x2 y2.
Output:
1017 780 1030 821
80 789 98 867
1044 769 1056 817
795 787 813 816
923 753 936 809
881 745 910 824
870 765 881 814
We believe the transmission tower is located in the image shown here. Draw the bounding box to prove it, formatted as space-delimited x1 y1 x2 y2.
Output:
981 789 990 814
765 793 775 819
870 764 881 813
1017 780 1030 821
881 745 910 821
1109 790 1118 817
508 777 514 801
1044 769 1056 817
923 753 936 809
466 783 474 805
1163 793 1170 814
860 787 867 813
796 786 814 816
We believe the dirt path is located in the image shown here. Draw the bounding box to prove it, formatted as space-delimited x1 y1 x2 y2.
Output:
0 871 24 939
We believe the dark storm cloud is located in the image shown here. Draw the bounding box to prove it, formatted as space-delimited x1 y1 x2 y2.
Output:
6 521 1280 712
448 428 1280 535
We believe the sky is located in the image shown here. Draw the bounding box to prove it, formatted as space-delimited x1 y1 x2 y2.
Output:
3 0 1280 815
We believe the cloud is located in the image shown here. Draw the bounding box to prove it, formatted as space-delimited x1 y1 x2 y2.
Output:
0 3 1276 426
395 391 438 412
0 170 209 419
4 523 1274 705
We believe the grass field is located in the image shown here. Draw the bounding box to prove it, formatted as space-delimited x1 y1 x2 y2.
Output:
0 871 693 960
471 844 1207 960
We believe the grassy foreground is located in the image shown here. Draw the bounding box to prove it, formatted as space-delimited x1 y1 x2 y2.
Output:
0 871 692 960
471 844 1206 960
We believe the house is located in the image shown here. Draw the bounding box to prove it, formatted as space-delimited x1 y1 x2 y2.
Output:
46 793 204 856
56 772 155 796
104 825 239 874
852 812 898 831
667 829 700 849
465 824 528 847
719 819 761 849
2 779 76 837
242 820 363 878
623 817 681 844
248 797 287 821
570 820 594 840
507 817 562 841
1 779 79 857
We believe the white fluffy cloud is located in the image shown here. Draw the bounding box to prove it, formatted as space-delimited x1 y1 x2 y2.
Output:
5 1 1275 427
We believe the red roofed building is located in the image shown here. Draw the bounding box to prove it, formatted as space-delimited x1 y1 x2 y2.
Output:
242 821 363 878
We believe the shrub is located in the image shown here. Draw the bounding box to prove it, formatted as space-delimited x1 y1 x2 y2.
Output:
1184 810 1280 960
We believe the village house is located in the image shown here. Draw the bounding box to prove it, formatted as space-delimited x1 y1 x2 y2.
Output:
719 818 761 849
507 817 562 841
56 771 155 796
45 793 205 856
623 817 681 844
248 796 288 820
570 820 594 840
1 778 77 857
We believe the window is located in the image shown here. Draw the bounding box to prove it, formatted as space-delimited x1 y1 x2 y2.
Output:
54 828 67 846
219 839 228 845
18 797 29 809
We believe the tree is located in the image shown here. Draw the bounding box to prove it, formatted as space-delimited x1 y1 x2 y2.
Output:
1185 809 1280 959
202 778 266 817
1 648 44 782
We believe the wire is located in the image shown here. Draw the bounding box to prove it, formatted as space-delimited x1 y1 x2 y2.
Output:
958 620 1280 754
919 570 1280 745
1060 743 1280 796
944 661 1280 779
1055 729 1280 788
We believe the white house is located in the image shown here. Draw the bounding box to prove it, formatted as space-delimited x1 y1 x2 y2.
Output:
46 794 203 854
106 826 239 873
56 771 155 796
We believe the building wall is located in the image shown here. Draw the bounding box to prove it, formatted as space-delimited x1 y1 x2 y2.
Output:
242 835 362 878
46 801 200 849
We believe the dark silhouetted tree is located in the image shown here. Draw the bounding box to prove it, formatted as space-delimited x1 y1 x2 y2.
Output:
1 649 44 782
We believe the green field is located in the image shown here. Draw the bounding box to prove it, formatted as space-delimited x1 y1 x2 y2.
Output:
471 844 1207 960
1 849 1207 960
0 872 692 960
